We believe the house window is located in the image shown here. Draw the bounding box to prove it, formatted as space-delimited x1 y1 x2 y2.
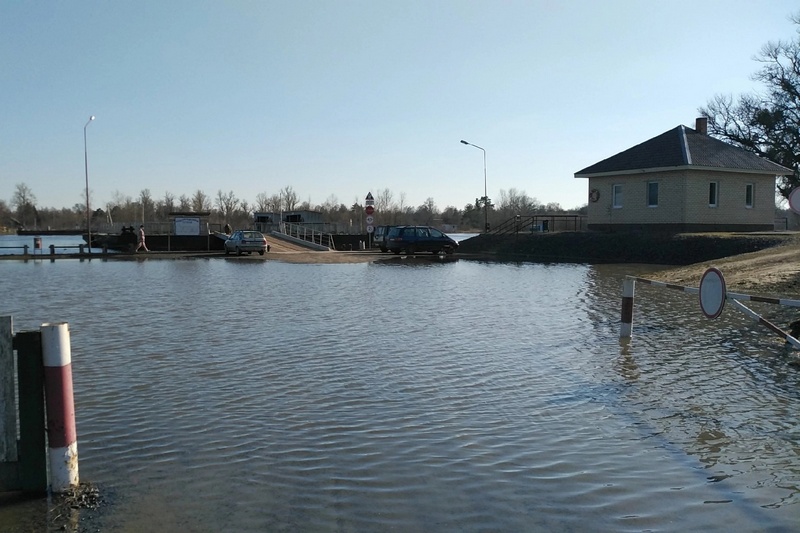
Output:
745 183 754 208
647 182 659 207
708 182 719 207
612 184 623 208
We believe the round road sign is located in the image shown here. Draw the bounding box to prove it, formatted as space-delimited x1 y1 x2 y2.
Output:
366 225 374 233
365 205 375 215
699 267 726 319
789 187 800 215
366 215 374 224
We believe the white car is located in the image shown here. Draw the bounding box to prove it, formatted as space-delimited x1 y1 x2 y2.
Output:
224 230 268 256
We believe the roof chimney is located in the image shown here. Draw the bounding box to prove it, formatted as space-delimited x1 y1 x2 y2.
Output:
695 117 708 135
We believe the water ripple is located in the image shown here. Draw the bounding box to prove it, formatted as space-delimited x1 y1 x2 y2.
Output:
0 259 798 530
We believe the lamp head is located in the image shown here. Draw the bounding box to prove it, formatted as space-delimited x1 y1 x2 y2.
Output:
89 116 95 121
460 140 468 145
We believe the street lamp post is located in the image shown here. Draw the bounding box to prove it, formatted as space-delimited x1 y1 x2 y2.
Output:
460 139 489 232
84 116 95 253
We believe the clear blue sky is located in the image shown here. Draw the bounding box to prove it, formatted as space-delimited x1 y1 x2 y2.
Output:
2 1 797 213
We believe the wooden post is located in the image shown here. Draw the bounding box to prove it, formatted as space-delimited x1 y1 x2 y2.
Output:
41 323 79 492
0 317 16 463
0 316 19 491
15 331 47 494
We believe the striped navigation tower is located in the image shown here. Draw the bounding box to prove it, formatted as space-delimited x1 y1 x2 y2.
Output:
365 192 375 248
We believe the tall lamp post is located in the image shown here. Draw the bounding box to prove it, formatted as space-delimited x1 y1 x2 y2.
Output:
460 139 489 232
84 115 95 253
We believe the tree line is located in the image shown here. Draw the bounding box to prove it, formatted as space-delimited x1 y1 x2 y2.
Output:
1 182 582 234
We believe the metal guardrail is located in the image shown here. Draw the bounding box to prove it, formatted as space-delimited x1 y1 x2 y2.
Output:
490 214 587 235
279 222 335 249
0 244 107 256
92 222 226 235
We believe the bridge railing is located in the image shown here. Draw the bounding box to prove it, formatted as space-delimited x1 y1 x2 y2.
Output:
490 214 587 235
279 222 335 249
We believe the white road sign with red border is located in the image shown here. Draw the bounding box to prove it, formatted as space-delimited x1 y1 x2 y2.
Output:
699 267 727 319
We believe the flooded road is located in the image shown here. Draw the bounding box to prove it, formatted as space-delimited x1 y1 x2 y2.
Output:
1 256 798 531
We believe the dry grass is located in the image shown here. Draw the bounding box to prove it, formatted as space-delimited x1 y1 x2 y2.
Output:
647 240 800 298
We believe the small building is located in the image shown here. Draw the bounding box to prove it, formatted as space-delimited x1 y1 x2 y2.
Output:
574 118 792 232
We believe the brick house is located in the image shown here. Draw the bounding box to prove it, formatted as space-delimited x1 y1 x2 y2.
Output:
574 118 792 232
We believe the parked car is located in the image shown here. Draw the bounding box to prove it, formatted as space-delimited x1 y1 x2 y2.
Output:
224 230 268 255
385 226 458 255
372 225 396 252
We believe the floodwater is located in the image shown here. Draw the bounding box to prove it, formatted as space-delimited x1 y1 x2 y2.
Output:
0 234 104 256
0 248 799 531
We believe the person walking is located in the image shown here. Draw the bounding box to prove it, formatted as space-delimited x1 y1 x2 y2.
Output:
135 224 149 252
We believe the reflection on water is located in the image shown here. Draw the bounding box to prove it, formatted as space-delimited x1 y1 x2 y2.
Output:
0 234 99 255
0 258 798 531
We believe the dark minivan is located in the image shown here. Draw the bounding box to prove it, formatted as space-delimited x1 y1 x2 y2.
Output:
385 226 458 255
372 225 395 252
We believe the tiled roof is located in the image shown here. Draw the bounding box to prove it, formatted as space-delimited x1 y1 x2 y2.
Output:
574 125 792 176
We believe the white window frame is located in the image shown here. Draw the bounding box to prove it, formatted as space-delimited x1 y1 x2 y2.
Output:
612 184 623 208
745 183 754 208
708 182 719 207
647 181 659 207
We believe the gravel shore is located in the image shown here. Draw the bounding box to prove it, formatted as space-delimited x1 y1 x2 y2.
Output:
647 238 800 298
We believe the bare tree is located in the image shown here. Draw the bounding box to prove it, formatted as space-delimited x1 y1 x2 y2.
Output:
497 188 540 215
268 194 282 212
321 194 339 211
440 206 461 225
178 194 192 211
108 190 136 223
192 190 210 212
280 186 299 211
0 199 12 228
700 13 800 198
254 192 271 212
110 190 132 207
139 189 153 222
395 192 407 224
350 197 363 231
162 191 175 213
215 190 240 222
375 188 393 213
11 183 36 210
12 183 37 227
415 197 438 225
154 192 175 221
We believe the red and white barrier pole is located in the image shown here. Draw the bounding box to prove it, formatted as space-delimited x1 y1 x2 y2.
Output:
41 322 79 492
620 277 635 338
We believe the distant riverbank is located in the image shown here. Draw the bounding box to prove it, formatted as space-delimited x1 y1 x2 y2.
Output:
456 231 796 265
4 231 799 297
458 231 800 297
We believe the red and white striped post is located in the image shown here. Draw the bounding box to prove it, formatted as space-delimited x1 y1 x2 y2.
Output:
41 322 79 492
620 277 635 338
